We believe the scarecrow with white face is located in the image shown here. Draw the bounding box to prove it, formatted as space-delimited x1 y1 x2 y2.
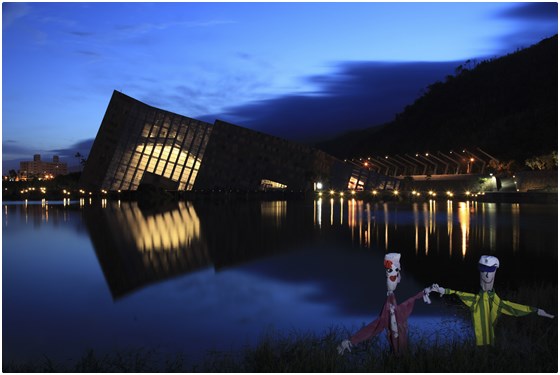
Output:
432 255 555 346
337 253 433 355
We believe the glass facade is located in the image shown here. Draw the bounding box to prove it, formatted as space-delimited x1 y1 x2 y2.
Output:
347 161 400 191
89 92 213 191
82 91 394 193
260 179 288 190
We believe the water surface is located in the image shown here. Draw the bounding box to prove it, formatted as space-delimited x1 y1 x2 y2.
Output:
3 198 557 365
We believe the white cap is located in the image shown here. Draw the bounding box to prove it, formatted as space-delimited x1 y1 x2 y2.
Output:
479 255 499 269
384 253 401 268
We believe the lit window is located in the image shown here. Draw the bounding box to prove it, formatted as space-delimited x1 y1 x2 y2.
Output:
260 179 287 190
348 176 358 190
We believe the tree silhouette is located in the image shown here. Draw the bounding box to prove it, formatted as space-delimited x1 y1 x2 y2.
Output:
317 35 558 165
75 152 87 170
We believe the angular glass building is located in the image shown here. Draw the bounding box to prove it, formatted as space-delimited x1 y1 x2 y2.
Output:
81 91 392 192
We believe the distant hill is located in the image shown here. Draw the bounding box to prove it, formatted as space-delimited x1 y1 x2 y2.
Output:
316 35 558 164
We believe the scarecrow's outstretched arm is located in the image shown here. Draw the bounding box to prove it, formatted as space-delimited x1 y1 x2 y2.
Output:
337 316 385 355
399 290 431 321
349 314 386 345
422 287 433 304
537 309 555 319
431 284 476 308
498 297 555 319
498 298 536 317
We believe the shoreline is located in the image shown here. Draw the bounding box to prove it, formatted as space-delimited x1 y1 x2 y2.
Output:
3 191 557 205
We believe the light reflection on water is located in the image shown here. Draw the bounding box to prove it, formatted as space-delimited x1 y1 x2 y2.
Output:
312 199 527 258
262 200 287 227
2 198 557 364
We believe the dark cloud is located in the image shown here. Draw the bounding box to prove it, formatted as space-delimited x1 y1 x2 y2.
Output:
236 52 252 60
68 30 94 37
498 2 558 20
2 141 33 173
75 50 102 57
2 140 34 155
202 61 459 143
50 138 95 159
490 3 558 55
193 6 557 144
3 138 94 173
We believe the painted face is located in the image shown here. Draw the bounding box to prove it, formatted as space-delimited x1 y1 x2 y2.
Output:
479 263 497 291
385 259 401 292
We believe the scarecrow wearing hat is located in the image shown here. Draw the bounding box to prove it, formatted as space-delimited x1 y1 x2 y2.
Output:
337 253 434 355
432 255 555 346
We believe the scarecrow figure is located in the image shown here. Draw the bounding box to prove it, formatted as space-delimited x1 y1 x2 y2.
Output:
337 253 433 355
432 255 555 346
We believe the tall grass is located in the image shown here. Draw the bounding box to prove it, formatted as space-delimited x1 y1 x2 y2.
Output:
4 283 557 372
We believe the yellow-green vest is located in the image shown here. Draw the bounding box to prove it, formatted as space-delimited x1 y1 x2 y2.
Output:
445 289 536 346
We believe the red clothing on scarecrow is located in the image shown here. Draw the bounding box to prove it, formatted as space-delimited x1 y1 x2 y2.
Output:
338 253 432 356
350 290 426 353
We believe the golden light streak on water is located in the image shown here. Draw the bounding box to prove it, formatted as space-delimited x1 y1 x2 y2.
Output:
458 201 470 258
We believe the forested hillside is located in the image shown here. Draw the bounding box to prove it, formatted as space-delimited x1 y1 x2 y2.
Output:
317 35 558 164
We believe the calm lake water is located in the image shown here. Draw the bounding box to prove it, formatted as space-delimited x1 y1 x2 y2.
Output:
3 198 557 365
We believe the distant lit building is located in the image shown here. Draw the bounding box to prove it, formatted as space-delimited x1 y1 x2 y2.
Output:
81 91 395 192
20 154 68 180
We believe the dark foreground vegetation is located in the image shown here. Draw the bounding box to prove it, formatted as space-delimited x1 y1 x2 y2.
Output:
4 284 557 373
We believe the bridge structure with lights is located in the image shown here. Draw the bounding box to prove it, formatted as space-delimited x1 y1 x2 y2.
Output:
354 148 499 177
331 148 505 196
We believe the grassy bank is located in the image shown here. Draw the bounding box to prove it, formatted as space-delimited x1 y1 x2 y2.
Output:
4 284 557 372
4 324 556 373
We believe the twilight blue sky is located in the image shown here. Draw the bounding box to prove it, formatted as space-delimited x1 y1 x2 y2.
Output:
2 2 558 171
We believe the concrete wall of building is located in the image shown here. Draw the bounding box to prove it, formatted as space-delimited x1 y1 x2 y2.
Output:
80 91 134 190
193 120 340 192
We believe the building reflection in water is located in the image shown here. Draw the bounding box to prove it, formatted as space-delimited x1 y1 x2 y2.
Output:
314 198 517 257
6 198 527 300
262 201 287 227
423 203 429 254
83 199 313 300
413 203 419 254
313 198 322 228
347 199 356 243
487 203 497 251
383 203 389 251
447 201 453 256
84 201 211 299
115 201 202 253
512 203 520 253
